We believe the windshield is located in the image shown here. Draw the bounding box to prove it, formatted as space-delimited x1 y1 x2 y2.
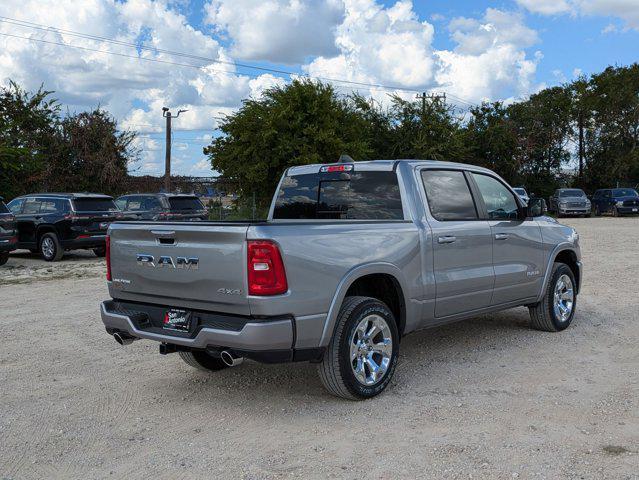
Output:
168 197 205 211
72 198 118 212
612 188 638 197
273 170 403 220
559 189 586 198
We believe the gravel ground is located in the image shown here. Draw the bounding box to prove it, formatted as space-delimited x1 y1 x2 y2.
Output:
0 217 637 479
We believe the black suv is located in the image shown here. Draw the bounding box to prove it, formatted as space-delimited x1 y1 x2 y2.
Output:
0 196 18 265
6 193 120 261
115 193 208 221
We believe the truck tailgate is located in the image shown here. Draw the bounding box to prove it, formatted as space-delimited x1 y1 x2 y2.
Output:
108 222 250 315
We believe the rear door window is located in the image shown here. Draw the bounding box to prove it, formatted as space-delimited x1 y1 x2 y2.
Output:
73 198 118 212
421 170 478 221
167 197 204 211
273 170 403 220
23 198 42 214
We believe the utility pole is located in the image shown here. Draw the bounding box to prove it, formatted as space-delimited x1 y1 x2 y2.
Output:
578 111 584 179
416 92 446 114
162 107 187 192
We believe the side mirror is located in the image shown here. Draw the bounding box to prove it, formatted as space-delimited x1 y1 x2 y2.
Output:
526 198 547 217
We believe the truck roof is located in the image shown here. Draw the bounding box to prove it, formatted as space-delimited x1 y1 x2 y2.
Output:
286 159 496 176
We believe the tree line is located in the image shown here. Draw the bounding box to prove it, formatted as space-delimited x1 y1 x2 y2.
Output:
0 81 137 199
207 64 639 204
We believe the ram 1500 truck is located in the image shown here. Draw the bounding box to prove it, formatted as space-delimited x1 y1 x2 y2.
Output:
101 160 582 399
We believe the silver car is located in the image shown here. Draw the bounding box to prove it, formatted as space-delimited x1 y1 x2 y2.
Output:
101 160 582 399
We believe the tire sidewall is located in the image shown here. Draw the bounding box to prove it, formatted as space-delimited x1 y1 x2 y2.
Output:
337 300 399 399
547 264 577 331
40 233 60 261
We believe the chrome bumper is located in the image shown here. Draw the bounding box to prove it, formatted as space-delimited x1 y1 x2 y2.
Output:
100 301 294 351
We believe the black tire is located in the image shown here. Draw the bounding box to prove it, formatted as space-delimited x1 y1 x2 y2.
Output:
40 232 63 262
318 296 399 400
93 247 106 257
612 206 620 217
179 350 228 371
529 262 577 332
0 252 9 266
593 206 600 217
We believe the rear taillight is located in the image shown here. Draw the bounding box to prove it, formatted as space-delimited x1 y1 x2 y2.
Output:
106 235 112 281
247 240 287 296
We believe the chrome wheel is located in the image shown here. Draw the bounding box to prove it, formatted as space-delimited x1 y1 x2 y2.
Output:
41 237 55 259
349 314 393 386
553 274 574 322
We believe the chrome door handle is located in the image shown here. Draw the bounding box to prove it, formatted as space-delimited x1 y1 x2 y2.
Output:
495 233 509 240
438 236 457 244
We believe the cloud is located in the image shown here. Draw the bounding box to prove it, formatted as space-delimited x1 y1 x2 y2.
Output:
303 2 541 104
517 0 639 30
204 0 344 64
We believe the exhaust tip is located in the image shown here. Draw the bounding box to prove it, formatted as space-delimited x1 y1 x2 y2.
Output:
113 332 135 346
221 350 244 367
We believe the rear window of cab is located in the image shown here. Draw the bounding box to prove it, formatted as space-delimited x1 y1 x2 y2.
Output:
273 169 403 220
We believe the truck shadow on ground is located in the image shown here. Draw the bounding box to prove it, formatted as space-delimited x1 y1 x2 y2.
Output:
154 305 585 404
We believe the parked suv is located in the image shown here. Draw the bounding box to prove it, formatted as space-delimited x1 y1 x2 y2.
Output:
0 196 18 266
7 193 119 261
115 193 208 221
591 188 639 216
549 188 591 217
102 160 582 399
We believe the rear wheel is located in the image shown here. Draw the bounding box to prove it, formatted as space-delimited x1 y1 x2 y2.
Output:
529 262 577 332
179 350 228 371
93 247 106 257
318 296 399 400
0 252 9 266
40 232 63 262
612 206 620 217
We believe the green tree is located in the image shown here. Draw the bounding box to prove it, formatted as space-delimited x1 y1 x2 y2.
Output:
205 80 372 201
0 81 60 198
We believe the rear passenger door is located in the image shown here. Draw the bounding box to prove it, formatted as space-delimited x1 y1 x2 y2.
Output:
469 173 544 305
421 169 494 318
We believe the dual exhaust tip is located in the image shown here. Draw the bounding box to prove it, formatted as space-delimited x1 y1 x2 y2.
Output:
113 332 243 367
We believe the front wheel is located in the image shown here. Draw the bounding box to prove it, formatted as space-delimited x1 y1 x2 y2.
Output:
529 262 577 332
0 252 9 266
318 296 399 400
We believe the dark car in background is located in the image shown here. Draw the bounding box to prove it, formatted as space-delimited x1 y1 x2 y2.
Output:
549 188 591 217
591 188 639 216
0 196 18 265
6 193 120 261
115 193 208 221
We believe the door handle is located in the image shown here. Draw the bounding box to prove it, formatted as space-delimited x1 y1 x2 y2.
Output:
494 233 509 240
438 236 457 244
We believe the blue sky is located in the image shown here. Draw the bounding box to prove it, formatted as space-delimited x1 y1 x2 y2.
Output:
0 0 637 177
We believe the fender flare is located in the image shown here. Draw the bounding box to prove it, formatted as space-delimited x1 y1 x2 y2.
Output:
537 243 581 302
318 262 410 347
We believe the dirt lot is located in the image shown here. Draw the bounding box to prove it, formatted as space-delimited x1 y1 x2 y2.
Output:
1 218 638 479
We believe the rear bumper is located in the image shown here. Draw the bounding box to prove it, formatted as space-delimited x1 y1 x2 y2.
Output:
101 300 299 355
63 234 106 249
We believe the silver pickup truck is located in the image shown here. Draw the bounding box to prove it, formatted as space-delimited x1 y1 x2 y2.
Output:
101 160 582 399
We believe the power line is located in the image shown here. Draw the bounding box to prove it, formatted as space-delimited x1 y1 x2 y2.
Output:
0 16 479 106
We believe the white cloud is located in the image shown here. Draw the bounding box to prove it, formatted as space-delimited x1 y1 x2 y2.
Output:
204 0 344 63
302 2 541 104
517 0 639 30
515 0 572 15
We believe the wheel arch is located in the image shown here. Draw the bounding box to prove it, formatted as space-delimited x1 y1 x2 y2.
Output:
319 263 411 347
36 224 57 244
537 244 581 301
